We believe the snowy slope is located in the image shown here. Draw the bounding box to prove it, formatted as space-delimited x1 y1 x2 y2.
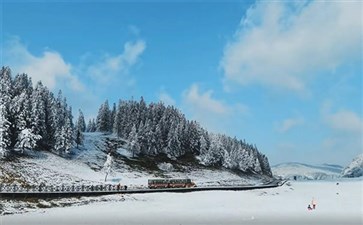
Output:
272 162 343 180
342 154 363 178
0 132 271 215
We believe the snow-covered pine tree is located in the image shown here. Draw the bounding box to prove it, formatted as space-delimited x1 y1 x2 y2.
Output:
11 92 29 146
97 100 111 133
54 115 73 154
64 110 74 154
77 109 86 132
113 100 123 136
75 128 84 148
11 73 33 148
0 67 13 107
86 119 92 132
74 109 85 148
31 82 47 145
199 130 210 156
53 96 74 154
11 74 33 130
110 103 116 133
0 99 11 158
0 67 14 151
128 124 140 157
86 119 97 132
136 121 147 155
166 121 182 158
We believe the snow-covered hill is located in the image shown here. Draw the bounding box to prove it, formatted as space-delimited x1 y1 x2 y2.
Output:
342 154 363 178
272 162 343 180
0 132 272 215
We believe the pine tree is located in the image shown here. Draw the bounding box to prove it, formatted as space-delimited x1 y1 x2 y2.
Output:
31 82 47 144
199 131 209 155
86 118 97 132
11 73 33 149
128 124 140 157
77 109 86 132
75 129 84 148
110 103 116 133
0 100 11 157
0 67 13 106
97 100 111 133
166 122 181 158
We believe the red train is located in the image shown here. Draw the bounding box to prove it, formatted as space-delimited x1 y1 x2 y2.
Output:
148 178 196 189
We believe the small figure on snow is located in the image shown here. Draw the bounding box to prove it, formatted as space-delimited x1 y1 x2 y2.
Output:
311 198 317 209
307 204 312 210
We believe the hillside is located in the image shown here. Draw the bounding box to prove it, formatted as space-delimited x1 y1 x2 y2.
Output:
272 162 343 180
342 154 363 178
0 132 273 215
1 133 272 187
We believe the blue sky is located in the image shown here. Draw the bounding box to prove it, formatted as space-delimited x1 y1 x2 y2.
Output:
1 0 362 166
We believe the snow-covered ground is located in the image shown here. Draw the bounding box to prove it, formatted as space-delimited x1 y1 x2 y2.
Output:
2 180 362 225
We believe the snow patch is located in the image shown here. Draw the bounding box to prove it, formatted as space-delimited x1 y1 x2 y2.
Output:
117 148 133 158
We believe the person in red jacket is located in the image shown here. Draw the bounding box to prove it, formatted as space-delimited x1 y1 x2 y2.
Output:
311 198 317 209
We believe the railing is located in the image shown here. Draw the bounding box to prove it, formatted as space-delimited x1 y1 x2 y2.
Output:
0 184 128 194
0 180 283 198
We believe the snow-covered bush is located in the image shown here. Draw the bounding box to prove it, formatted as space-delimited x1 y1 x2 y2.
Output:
158 162 174 172
15 128 41 153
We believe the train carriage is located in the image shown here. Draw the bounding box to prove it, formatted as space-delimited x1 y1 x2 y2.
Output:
148 178 196 189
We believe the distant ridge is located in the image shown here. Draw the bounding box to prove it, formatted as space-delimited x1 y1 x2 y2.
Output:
272 162 342 180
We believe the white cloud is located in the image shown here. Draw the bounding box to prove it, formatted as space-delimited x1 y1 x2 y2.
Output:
4 37 84 91
220 1 362 93
183 84 229 115
324 110 362 134
182 84 249 133
317 101 363 165
4 36 146 124
321 100 362 134
86 40 146 85
278 117 304 133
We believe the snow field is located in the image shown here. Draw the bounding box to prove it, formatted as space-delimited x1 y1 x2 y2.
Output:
2 180 362 225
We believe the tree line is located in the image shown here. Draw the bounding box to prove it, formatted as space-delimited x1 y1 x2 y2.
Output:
0 66 271 176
